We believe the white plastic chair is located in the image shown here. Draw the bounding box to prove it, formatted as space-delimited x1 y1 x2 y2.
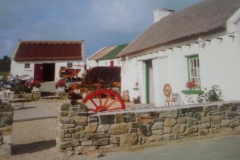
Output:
1 90 14 102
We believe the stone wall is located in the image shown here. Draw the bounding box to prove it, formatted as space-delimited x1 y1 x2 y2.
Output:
57 101 240 155
0 101 14 158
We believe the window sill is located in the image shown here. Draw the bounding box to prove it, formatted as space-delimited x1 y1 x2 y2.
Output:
181 89 204 95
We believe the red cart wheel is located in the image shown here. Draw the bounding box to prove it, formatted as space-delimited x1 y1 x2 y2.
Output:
82 89 125 112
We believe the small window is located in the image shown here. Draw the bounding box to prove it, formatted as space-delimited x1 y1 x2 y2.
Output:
67 63 73 68
187 55 200 84
25 63 30 69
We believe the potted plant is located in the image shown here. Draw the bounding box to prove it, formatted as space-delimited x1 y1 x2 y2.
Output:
182 80 203 95
56 79 66 91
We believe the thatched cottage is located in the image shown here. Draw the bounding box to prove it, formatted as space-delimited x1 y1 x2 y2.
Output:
118 0 240 106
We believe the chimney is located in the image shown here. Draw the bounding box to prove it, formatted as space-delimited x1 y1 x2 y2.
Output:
153 8 174 23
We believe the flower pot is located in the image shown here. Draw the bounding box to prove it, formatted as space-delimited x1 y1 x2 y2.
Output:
57 86 65 92
32 87 40 91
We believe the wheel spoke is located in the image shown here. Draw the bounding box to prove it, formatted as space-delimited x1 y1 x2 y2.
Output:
98 93 102 107
103 93 111 107
82 89 125 112
106 98 119 109
90 98 98 109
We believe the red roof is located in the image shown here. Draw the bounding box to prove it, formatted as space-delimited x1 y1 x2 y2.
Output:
14 41 83 61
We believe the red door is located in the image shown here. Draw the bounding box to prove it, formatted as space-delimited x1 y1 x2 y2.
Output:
110 60 114 67
34 64 43 82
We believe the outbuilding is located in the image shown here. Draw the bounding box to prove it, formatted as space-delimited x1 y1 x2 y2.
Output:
11 40 85 82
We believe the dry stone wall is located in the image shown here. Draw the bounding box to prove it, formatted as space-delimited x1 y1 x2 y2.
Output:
57 101 240 155
0 101 14 158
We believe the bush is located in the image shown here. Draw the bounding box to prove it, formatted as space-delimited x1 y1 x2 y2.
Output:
14 85 31 94
84 67 121 88
197 85 223 103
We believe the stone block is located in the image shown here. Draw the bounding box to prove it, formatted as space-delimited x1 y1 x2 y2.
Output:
207 105 218 111
178 117 187 124
0 144 11 158
120 133 138 147
164 118 177 127
161 134 174 141
187 118 198 127
185 125 198 135
97 124 110 133
75 125 84 132
123 115 136 123
90 133 110 139
85 122 98 133
60 103 70 111
226 111 238 118
65 128 74 134
109 123 129 135
159 110 178 118
152 130 164 135
189 106 203 113
219 128 233 135
93 138 110 146
209 128 219 134
73 131 85 139
58 140 80 149
163 127 172 134
88 116 99 123
151 122 163 130
180 108 189 114
198 123 211 129
198 129 209 136
221 119 230 127
231 103 240 111
59 124 76 129
137 118 153 124
139 112 159 119
81 140 93 146
99 115 115 124
172 124 186 134
2 135 11 144
110 135 120 144
218 104 230 111
229 119 239 128
0 126 12 135
73 116 88 125
59 111 68 117
59 117 75 124
115 114 123 123
88 150 103 158
139 124 152 136
213 116 221 124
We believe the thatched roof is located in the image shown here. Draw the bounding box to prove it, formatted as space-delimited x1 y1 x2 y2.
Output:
118 0 240 57
14 41 83 61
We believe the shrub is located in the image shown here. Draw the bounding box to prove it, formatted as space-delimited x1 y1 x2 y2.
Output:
197 85 223 103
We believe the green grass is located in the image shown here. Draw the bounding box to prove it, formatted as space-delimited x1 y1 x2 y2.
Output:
0 71 9 80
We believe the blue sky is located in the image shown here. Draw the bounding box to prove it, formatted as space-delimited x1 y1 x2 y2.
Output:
0 0 202 59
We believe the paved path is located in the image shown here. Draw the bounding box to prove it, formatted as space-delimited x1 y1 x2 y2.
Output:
71 135 240 160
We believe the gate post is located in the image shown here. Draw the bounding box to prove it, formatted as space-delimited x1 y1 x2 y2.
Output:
0 101 14 158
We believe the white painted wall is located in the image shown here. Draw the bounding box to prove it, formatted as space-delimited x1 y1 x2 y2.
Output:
11 59 85 82
121 29 240 106
87 58 121 70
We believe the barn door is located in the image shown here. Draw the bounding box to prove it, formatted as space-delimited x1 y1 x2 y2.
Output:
34 64 43 82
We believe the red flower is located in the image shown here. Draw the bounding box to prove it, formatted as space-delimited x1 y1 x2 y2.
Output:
56 79 66 88
186 80 198 89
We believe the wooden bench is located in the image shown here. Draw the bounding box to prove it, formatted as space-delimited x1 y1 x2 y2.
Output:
6 98 26 108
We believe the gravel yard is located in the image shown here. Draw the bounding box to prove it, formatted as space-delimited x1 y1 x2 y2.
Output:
9 118 67 160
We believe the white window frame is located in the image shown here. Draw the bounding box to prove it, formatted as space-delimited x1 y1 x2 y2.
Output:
24 63 30 69
67 62 73 68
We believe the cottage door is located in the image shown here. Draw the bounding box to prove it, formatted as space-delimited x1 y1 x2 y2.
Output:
34 64 43 82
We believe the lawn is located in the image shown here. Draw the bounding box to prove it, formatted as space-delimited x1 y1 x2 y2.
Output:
0 71 9 80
